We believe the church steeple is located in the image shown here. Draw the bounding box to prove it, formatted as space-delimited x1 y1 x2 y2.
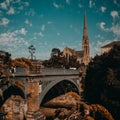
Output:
82 11 90 65
83 10 88 40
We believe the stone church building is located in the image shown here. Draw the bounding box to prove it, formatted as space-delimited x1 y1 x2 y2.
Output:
62 11 90 65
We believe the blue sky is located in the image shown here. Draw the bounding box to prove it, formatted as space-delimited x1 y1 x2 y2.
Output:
0 0 120 59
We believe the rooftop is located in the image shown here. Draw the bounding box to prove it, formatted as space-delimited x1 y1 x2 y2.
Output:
101 41 120 48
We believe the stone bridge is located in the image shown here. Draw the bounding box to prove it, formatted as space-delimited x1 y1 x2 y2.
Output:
0 67 81 107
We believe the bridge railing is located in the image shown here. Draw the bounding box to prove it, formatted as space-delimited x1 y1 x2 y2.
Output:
0 112 7 120
41 68 79 75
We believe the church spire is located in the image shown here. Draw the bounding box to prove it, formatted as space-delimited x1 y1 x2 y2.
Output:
83 10 88 39
82 10 90 65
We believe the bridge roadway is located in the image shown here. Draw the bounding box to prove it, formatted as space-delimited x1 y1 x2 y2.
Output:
0 67 81 107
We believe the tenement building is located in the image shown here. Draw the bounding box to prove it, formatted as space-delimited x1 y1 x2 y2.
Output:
63 11 90 65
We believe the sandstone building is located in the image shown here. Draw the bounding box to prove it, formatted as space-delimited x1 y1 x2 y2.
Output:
62 11 90 65
101 41 120 54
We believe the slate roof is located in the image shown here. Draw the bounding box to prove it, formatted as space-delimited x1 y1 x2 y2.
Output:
101 41 120 48
76 50 84 57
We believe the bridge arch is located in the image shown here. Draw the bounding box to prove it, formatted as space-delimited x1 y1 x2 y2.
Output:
0 85 25 107
40 79 80 106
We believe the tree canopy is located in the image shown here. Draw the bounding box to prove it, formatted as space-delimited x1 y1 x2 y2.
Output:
43 48 80 68
84 44 120 120
51 48 61 57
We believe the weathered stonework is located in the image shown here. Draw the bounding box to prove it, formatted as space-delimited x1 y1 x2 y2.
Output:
26 79 45 120
27 80 39 111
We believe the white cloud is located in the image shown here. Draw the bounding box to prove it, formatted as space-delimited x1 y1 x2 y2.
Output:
0 32 17 46
11 28 27 35
98 13 120 39
0 29 28 47
99 22 105 29
101 6 106 13
19 28 27 35
57 32 60 36
89 0 95 8
0 11 3 16
113 0 117 4
66 0 70 4
25 8 35 16
34 32 44 37
0 29 28 58
53 2 63 9
24 2 29 6
95 34 104 40
18 6 23 10
24 19 32 27
0 18 10 26
69 24 73 28
0 2 7 9
98 22 110 32
41 25 45 31
110 11 119 19
53 2 59 9
0 0 30 15
6 0 11 6
0 0 12 10
12 28 27 35
78 4 83 8
7 7 15 15
39 32 44 37
111 23 120 38
89 0 92 8
110 11 120 39
47 21 53 24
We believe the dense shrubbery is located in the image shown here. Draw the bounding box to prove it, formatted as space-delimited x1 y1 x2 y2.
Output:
53 101 113 120
66 92 81 100
12 57 34 71
84 44 120 120
0 53 34 73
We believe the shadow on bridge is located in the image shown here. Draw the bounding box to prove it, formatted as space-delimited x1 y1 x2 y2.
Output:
40 79 80 106
0 85 25 107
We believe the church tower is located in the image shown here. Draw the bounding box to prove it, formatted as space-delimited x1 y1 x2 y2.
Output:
82 11 90 65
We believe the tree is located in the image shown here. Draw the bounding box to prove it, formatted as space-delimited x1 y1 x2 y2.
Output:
0 51 11 64
51 48 60 57
106 68 115 85
12 57 34 71
43 48 65 68
84 44 120 120
69 55 80 68
43 48 80 68
28 45 36 60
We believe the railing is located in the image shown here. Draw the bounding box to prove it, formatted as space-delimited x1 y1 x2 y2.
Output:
0 112 7 120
